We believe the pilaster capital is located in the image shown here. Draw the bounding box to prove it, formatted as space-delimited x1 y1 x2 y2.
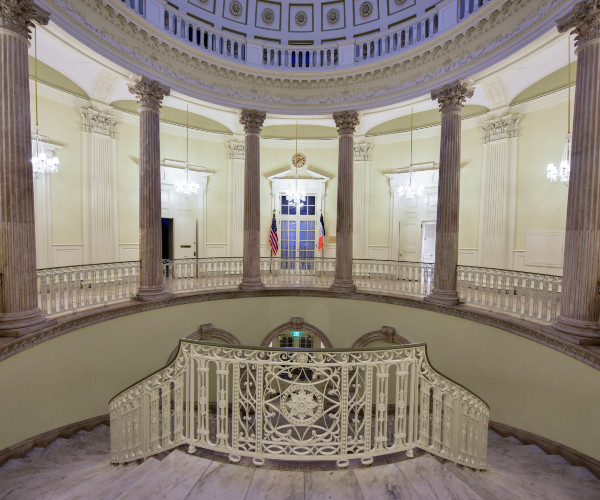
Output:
431 80 475 114
240 110 266 134
482 113 520 144
0 0 49 39
353 142 372 161
127 75 170 111
557 0 600 48
81 107 118 138
333 111 360 135
226 140 245 159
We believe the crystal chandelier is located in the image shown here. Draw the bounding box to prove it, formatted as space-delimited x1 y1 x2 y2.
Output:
546 134 571 185
31 27 59 178
547 37 572 186
175 164 199 196
286 122 307 207
175 105 200 196
398 106 424 199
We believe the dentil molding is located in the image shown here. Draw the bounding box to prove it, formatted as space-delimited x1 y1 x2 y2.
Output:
38 0 573 113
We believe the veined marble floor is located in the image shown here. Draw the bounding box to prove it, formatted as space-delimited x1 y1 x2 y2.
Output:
0 425 598 499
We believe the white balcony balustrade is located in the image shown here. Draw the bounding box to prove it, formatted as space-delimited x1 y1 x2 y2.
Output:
36 258 562 323
109 340 489 468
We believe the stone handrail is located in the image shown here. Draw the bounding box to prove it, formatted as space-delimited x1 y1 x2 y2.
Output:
115 0 495 71
109 340 489 468
36 258 562 323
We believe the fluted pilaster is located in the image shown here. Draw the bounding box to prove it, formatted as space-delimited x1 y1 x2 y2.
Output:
425 80 474 306
553 0 600 344
239 110 266 291
0 1 53 336
331 111 359 292
128 76 170 301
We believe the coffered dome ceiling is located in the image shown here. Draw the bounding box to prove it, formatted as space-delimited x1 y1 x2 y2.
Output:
38 0 573 114
159 0 439 44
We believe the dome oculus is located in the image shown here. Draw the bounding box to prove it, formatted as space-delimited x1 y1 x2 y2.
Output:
327 8 340 25
360 1 373 18
262 8 275 24
229 1 243 17
295 10 308 27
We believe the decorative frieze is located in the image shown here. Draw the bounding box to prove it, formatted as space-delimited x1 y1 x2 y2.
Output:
226 140 245 159
240 109 266 134
81 107 118 138
482 114 520 144
0 0 48 39
333 111 359 135
127 75 170 111
431 80 475 113
353 141 372 161
557 0 600 47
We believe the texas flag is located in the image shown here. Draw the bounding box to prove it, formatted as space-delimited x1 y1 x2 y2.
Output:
318 214 325 251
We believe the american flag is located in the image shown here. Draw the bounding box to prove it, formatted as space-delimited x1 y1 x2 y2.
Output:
269 212 278 255
318 214 325 250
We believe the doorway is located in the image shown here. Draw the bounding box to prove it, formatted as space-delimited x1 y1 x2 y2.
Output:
161 218 174 261
421 222 436 263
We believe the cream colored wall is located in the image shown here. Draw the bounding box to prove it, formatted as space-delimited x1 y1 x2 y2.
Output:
32 94 84 244
1 297 598 462
459 126 483 249
116 119 139 244
514 101 570 250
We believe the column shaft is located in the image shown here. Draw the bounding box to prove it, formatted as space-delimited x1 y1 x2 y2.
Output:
0 3 53 336
331 111 359 293
553 2 600 343
425 80 473 306
240 110 266 291
128 76 170 301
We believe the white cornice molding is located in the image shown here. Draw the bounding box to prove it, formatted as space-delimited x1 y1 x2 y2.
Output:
37 0 574 114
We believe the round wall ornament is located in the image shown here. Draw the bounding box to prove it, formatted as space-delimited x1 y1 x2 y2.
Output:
327 8 340 25
359 1 373 17
292 152 307 168
229 1 243 17
295 10 308 26
262 8 275 24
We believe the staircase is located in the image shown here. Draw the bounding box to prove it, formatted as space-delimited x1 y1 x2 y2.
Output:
0 425 598 499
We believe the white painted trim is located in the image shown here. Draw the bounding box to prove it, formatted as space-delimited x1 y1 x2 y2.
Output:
118 243 139 262
51 245 84 267
206 243 228 258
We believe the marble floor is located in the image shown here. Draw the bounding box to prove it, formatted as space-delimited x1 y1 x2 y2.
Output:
0 425 598 499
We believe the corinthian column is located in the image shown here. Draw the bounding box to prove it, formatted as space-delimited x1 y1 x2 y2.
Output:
128 76 170 301
552 1 600 344
239 110 266 291
0 1 54 336
331 111 360 293
425 80 474 306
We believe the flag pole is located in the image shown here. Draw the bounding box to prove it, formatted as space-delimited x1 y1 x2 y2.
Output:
320 211 326 278
269 209 275 277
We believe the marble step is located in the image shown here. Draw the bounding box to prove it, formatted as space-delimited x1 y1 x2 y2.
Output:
443 462 528 500
116 450 212 500
395 454 483 500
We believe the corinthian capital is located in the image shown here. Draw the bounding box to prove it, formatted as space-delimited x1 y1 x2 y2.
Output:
333 111 359 135
0 0 49 39
127 76 170 111
431 80 475 114
240 110 267 134
557 0 600 47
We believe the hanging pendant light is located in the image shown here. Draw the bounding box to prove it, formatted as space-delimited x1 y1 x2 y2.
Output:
175 105 200 196
398 106 424 199
547 37 572 186
31 27 59 178
286 121 307 207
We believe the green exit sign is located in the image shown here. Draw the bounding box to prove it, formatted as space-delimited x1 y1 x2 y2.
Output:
291 330 302 337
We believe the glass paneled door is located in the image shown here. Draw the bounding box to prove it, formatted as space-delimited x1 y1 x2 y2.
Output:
280 195 317 270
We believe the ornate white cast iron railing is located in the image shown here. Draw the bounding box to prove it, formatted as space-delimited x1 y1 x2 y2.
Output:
109 341 489 468
36 258 561 323
115 0 495 71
